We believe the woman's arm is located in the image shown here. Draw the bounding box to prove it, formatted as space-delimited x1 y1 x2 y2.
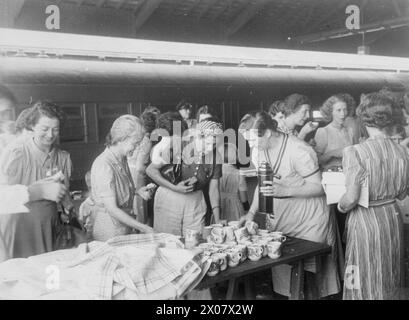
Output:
260 171 324 198
146 162 194 193
338 184 361 213
317 148 343 166
238 175 249 203
209 178 221 224
239 184 259 225
102 196 154 233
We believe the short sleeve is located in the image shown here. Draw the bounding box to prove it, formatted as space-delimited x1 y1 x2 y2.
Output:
91 160 116 199
342 146 365 186
238 175 248 192
61 151 73 183
292 143 320 178
150 138 172 167
0 146 25 185
314 127 328 155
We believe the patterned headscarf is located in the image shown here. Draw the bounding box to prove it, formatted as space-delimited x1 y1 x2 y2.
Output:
196 120 223 136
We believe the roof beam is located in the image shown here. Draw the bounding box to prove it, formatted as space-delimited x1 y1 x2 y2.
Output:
133 0 163 31
292 15 409 43
225 0 268 36
0 0 26 28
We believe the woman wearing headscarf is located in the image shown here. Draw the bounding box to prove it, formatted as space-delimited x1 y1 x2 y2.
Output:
339 92 409 300
147 113 223 237
90 115 154 241
240 111 341 299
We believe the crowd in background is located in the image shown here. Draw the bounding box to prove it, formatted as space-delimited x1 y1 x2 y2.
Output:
1 84 409 300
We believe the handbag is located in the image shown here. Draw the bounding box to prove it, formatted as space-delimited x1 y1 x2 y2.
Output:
53 207 89 251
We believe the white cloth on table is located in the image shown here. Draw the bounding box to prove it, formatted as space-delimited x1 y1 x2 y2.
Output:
0 233 210 300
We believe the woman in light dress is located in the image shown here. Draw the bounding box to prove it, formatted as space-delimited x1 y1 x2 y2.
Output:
240 111 341 298
90 115 154 241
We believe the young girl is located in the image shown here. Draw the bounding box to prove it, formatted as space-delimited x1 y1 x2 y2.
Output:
218 143 249 222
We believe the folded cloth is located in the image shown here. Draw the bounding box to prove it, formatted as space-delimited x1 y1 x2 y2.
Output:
0 233 208 300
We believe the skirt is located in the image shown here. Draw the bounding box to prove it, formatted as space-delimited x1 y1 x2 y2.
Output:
154 187 206 237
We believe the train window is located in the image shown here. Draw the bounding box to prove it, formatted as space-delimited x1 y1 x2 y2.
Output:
60 104 86 143
97 102 131 142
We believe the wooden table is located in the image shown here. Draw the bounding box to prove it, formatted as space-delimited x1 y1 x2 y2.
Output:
196 237 331 300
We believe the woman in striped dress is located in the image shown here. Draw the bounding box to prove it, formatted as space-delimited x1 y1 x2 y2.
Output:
339 92 409 300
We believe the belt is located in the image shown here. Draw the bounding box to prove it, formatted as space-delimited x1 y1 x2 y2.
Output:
368 199 396 207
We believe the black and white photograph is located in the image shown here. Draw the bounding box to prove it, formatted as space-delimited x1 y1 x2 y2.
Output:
0 0 409 305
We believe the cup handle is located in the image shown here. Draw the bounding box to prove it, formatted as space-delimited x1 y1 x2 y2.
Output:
281 236 287 242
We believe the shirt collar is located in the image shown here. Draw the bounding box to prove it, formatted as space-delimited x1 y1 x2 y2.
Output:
27 137 56 166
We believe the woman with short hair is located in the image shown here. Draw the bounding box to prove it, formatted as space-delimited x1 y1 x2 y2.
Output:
339 92 409 300
0 101 73 258
90 115 154 241
280 93 318 142
240 111 341 298
314 94 357 170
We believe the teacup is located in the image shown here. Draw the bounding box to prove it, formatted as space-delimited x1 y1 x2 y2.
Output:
227 249 242 267
224 226 236 242
245 221 259 235
236 244 247 262
214 252 228 271
228 221 240 230
258 239 269 257
251 235 263 242
207 254 223 276
234 227 250 243
267 241 282 259
185 229 200 249
202 226 213 240
270 232 286 243
258 229 270 236
247 243 264 261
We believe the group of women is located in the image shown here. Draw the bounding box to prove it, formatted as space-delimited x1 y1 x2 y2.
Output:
1 84 409 300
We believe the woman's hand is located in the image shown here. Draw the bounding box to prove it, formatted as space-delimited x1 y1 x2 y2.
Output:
299 121 318 139
172 179 195 194
28 181 67 203
400 137 409 148
137 186 154 201
259 180 292 198
138 224 155 234
239 212 253 227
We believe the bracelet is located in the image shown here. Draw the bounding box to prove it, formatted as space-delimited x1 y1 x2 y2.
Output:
212 206 221 211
